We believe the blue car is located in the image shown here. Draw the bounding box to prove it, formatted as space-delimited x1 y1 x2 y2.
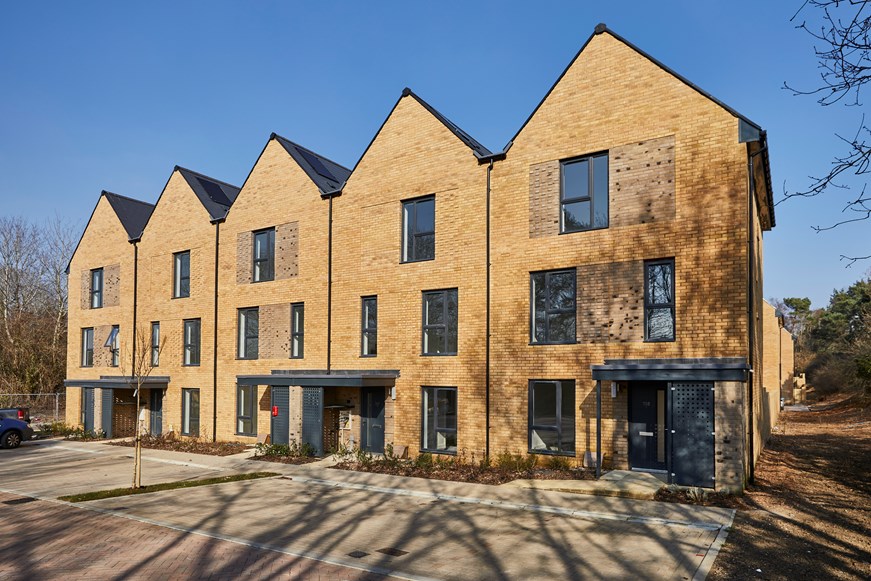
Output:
0 417 33 449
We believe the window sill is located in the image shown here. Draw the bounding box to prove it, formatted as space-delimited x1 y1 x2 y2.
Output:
421 352 458 357
528 449 576 457
419 448 457 456
236 357 259 361
360 354 377 358
643 338 676 343
559 224 609 235
528 341 577 346
182 364 200 367
400 257 435 265
171 295 190 300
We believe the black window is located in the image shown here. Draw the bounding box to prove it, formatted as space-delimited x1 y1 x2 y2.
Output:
81 328 94 367
361 296 377 357
645 259 675 342
291 303 304 358
236 384 257 436
183 319 200 366
105 325 120 367
151 322 160 366
90 268 103 308
529 380 575 455
402 196 435 262
531 269 576 344
422 289 458 355
238 308 259 360
421 386 457 454
182 388 200 437
173 251 190 298
253 228 275 282
561 153 608 233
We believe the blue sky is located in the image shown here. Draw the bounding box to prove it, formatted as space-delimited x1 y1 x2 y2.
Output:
1 1 868 308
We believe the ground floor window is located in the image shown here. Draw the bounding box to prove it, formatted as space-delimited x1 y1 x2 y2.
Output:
528 380 575 455
421 386 457 453
236 385 257 436
182 388 200 437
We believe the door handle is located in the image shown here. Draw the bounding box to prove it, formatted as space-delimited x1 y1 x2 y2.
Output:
639 431 654 437
373 424 382 429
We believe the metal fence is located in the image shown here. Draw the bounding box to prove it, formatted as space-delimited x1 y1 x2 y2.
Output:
0 393 66 425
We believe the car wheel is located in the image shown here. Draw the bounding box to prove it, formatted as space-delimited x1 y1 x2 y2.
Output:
1 430 22 449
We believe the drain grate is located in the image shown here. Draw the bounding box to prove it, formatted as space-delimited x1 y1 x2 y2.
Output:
347 550 369 559
376 547 409 557
3 497 37 505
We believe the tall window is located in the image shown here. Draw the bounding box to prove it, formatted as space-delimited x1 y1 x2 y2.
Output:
81 328 94 367
291 303 304 358
422 289 458 355
182 388 200 437
421 387 457 454
531 269 576 344
402 196 435 262
105 325 120 367
253 228 275 282
561 153 608 233
183 319 200 366
90 268 103 308
237 308 259 359
645 259 675 342
173 251 190 298
361 296 377 356
528 380 575 455
236 384 257 436
150 322 160 366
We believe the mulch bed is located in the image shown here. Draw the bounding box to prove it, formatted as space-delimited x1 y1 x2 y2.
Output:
331 461 595 485
251 455 320 465
109 436 248 457
654 487 744 509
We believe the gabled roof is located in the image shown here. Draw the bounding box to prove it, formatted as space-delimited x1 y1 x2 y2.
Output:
103 191 155 240
402 88 492 158
272 134 352 194
175 166 241 221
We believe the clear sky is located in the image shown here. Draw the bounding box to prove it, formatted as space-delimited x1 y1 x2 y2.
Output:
1 1 868 308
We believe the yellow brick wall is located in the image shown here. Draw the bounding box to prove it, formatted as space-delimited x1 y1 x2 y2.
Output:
760 301 782 446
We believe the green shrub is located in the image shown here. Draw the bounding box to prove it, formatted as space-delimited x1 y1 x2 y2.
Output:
254 439 317 458
544 455 572 471
494 450 537 472
414 452 434 468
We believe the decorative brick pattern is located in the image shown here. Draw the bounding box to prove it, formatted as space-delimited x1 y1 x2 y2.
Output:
276 221 299 280
80 270 90 309
260 302 290 359
236 230 253 285
92 325 113 368
576 260 644 343
610 135 676 228
529 160 560 238
103 263 121 307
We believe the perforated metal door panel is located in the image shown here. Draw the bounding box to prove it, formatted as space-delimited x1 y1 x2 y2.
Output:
301 387 323 456
271 386 289 445
101 389 113 438
82 388 94 432
669 382 714 487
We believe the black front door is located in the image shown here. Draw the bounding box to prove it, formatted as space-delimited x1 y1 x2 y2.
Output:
271 386 289 445
82 388 94 432
629 382 667 471
149 390 163 435
361 387 385 453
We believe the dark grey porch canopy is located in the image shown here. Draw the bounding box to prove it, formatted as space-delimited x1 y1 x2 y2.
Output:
591 358 749 382
63 376 171 390
236 369 400 387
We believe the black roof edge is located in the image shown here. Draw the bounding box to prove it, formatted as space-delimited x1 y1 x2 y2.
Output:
503 23 762 152
269 132 352 173
402 88 493 158
173 164 242 191
760 131 775 228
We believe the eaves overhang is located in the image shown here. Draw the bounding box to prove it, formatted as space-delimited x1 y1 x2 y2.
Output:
591 358 749 382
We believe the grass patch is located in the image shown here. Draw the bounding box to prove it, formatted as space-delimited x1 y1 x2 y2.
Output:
58 472 279 503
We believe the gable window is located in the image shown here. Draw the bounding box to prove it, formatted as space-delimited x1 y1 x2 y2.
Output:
421 386 457 454
182 388 200 437
361 296 377 357
90 268 103 308
531 269 576 344
253 228 275 282
150 322 160 366
173 251 190 298
183 319 201 366
422 289 458 355
291 303 304 358
81 328 94 367
236 384 257 436
237 308 259 360
402 196 435 262
105 325 120 367
561 153 608 233
529 380 575 455
645 258 675 342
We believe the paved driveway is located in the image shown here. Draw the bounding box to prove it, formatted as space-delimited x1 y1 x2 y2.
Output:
0 440 734 580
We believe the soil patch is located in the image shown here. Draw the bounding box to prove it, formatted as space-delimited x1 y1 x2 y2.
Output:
331 460 594 485
109 435 247 457
251 455 319 465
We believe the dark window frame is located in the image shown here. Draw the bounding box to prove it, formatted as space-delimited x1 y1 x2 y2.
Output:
528 379 576 456
181 388 200 437
81 328 94 367
530 268 577 345
106 325 120 367
173 251 191 298
291 303 304 359
90 268 103 309
361 296 377 357
236 384 257 436
420 386 458 455
183 318 201 366
401 195 435 263
237 307 259 360
150 322 160 367
252 228 275 283
560 152 609 234
644 258 676 342
421 288 458 356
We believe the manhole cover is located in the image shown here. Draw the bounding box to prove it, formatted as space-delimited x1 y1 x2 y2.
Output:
376 547 409 557
347 551 369 559
2 497 36 505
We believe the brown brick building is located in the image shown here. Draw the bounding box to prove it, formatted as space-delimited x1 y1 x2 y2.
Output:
65 24 783 491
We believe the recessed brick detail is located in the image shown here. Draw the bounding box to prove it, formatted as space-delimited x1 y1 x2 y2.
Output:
529 160 560 238
610 135 675 228
236 231 253 285
103 264 121 307
575 260 644 343
259 303 290 359
276 221 299 280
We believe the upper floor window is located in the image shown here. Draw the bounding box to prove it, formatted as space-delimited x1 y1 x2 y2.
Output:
173 251 190 298
291 303 304 358
253 228 275 282
645 259 675 342
105 325 120 367
183 319 201 366
150 322 160 366
561 153 608 233
422 289 457 356
402 196 435 262
531 269 576 344
237 308 259 360
81 328 94 367
361 296 377 357
90 268 103 308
